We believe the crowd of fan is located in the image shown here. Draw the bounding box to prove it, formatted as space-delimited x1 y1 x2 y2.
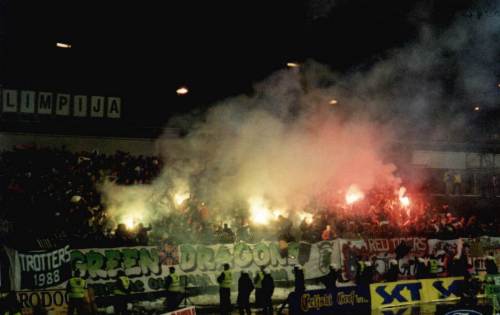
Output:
296 194 500 243
0 146 499 250
163 191 499 245
0 146 161 248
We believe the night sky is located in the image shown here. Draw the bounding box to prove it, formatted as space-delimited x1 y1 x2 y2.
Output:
0 0 492 136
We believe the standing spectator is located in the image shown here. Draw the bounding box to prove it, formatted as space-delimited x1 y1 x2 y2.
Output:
136 223 152 245
67 270 88 315
457 244 473 276
2 291 22 315
384 259 399 282
415 256 429 279
458 273 480 306
448 255 461 277
428 255 440 278
485 253 498 275
254 266 265 311
355 256 365 285
86 287 98 315
293 265 305 292
237 271 254 315
361 260 375 284
164 267 182 311
321 263 340 290
113 270 131 315
321 224 334 240
261 269 275 315
217 263 233 315
221 224 235 243
115 224 131 246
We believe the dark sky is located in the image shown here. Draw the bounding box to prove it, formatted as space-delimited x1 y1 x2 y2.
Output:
1 0 477 134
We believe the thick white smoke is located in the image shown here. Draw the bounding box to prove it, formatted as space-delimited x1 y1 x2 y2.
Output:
100 1 500 228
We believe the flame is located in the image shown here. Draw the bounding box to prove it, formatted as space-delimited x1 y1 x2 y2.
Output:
400 196 410 207
248 197 285 225
398 186 410 207
174 192 190 206
249 197 272 225
345 185 364 205
122 213 142 230
113 198 147 230
298 211 313 225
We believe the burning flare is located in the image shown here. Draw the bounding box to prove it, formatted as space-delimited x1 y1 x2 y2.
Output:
345 184 364 205
298 211 313 225
248 197 285 225
400 196 410 207
122 213 143 230
249 197 271 225
174 191 190 207
398 186 411 207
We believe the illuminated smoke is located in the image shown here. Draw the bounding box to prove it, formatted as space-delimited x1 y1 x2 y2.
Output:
345 185 365 205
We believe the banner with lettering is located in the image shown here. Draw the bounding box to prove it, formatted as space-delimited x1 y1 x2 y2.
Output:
71 246 164 297
69 242 338 297
370 277 463 309
175 240 338 288
5 245 72 290
420 277 463 303
1 88 122 119
339 238 428 280
288 285 370 314
16 289 68 315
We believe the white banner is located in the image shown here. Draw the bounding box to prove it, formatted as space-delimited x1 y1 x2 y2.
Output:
68 241 337 297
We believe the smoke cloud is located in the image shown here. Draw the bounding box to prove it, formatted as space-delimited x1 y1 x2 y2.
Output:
100 1 500 229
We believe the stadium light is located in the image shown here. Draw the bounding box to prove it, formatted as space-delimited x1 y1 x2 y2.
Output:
287 62 300 68
176 86 189 96
56 42 72 49
474 106 480 111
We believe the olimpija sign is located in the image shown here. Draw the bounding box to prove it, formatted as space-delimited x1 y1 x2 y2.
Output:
1 88 122 119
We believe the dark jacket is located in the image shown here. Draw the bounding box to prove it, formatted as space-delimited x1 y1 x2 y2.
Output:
293 268 305 292
262 274 275 298
384 265 399 282
485 258 498 275
237 273 254 303
321 268 338 290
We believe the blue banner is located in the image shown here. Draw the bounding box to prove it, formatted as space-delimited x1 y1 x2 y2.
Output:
288 286 370 315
